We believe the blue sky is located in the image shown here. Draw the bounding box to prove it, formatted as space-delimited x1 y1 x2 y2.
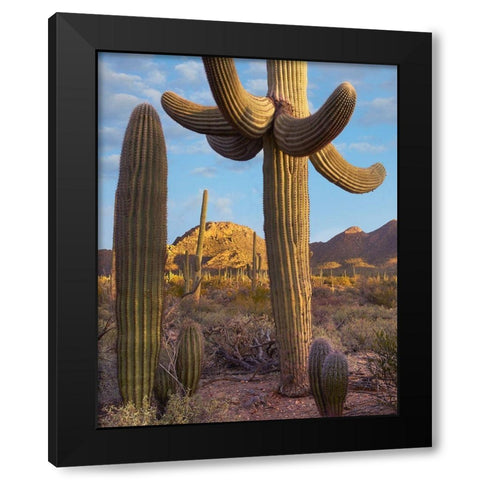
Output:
98 53 397 249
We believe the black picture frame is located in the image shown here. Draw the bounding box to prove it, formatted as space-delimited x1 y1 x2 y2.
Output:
49 12 432 467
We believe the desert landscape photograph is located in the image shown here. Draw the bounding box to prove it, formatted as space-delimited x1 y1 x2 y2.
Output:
97 53 397 427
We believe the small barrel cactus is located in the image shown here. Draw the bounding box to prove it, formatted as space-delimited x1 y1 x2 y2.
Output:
308 338 333 416
175 322 204 396
321 351 349 417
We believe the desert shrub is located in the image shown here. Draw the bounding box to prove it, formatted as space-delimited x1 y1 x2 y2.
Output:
98 394 229 427
366 328 397 407
98 276 116 354
99 401 160 428
334 275 353 287
98 275 112 304
360 277 397 308
340 317 375 352
201 313 277 372
232 285 271 314
165 274 185 297
311 302 396 353
159 393 229 425
311 324 343 352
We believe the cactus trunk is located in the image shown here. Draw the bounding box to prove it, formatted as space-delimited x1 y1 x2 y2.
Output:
263 61 312 396
113 103 167 408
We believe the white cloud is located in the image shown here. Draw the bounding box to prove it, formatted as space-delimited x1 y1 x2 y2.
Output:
146 69 167 86
101 93 142 120
246 78 267 95
246 60 266 75
359 97 396 125
98 126 123 152
348 142 387 154
99 63 144 91
190 166 217 178
213 196 233 218
99 154 120 178
189 89 215 105
169 138 212 155
174 60 204 83
333 141 387 154
142 88 162 102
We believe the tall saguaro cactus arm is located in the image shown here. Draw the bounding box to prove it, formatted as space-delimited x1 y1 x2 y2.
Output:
161 57 386 397
310 144 386 194
203 57 275 138
274 82 357 156
161 92 236 136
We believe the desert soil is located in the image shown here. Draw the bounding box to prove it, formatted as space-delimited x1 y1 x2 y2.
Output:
98 351 396 426
196 354 395 423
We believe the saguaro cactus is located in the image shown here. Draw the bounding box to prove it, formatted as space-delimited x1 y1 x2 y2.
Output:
192 189 208 301
321 352 349 417
113 103 167 407
175 322 204 396
183 250 191 294
161 58 385 396
246 232 262 291
308 338 334 416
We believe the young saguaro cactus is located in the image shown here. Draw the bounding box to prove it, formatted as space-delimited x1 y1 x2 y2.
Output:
321 352 349 417
308 338 334 416
161 58 386 396
113 103 167 407
175 322 204 396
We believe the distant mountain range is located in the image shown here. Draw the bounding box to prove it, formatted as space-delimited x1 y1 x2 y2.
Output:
310 220 397 273
98 219 397 275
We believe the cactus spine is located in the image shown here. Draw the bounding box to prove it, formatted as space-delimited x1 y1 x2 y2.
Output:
162 57 386 397
308 338 334 416
321 352 349 416
175 322 204 395
113 103 167 407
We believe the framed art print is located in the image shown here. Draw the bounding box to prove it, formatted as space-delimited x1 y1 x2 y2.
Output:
49 13 432 467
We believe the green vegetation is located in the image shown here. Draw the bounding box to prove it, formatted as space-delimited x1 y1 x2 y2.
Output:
366 328 398 407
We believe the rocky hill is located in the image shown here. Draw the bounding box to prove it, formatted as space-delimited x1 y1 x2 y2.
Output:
98 220 397 275
168 221 267 271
